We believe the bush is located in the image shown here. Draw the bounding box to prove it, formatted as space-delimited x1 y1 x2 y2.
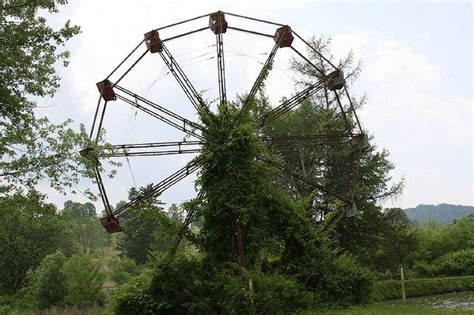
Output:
113 253 316 314
62 254 105 307
413 249 474 277
373 275 474 301
109 256 139 285
433 249 474 276
25 252 67 309
111 267 157 314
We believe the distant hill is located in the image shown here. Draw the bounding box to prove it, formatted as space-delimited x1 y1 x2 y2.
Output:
404 203 474 224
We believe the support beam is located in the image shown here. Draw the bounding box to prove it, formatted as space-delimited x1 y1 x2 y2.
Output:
216 33 227 104
100 140 204 157
259 134 357 148
257 155 349 203
111 158 201 220
173 190 205 249
159 43 213 117
255 82 324 129
112 85 204 140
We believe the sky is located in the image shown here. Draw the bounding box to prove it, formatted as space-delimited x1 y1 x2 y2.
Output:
37 0 473 212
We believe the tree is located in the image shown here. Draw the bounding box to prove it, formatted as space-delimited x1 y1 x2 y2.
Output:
0 191 72 294
116 185 180 264
0 1 104 196
62 254 104 307
63 200 97 218
255 37 406 273
167 203 184 223
61 201 110 255
25 252 67 309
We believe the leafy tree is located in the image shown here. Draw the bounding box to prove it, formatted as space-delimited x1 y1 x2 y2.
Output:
0 191 72 294
24 252 67 309
61 201 110 255
62 254 104 307
0 0 118 200
116 185 180 264
167 203 184 223
63 200 97 218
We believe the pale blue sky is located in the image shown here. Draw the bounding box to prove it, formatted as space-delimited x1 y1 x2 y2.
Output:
39 0 473 211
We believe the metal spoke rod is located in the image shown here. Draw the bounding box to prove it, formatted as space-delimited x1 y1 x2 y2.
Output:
115 94 204 141
94 166 113 216
216 32 227 104
255 82 324 129
259 133 358 148
159 43 213 117
258 155 349 203
113 158 201 219
102 149 201 157
114 84 204 131
173 190 205 248
105 140 204 150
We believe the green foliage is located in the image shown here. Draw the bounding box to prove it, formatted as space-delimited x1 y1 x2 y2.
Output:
62 254 105 307
408 215 474 278
114 253 315 314
0 0 91 194
61 201 111 255
116 185 179 264
109 257 140 285
373 276 474 301
110 267 157 314
24 252 67 309
0 191 71 294
414 249 474 277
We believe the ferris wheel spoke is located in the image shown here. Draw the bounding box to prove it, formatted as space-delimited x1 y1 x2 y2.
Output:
257 155 349 203
172 190 205 250
255 82 324 129
210 11 228 105
333 90 354 134
343 86 363 134
112 86 204 140
259 134 357 148
160 43 213 118
100 158 201 233
99 140 204 157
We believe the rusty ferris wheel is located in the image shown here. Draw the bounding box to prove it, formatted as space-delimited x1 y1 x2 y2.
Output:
83 11 369 246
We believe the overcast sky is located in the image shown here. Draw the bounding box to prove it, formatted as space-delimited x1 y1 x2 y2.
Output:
37 0 473 212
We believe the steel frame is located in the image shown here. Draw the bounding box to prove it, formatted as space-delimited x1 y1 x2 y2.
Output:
88 11 368 260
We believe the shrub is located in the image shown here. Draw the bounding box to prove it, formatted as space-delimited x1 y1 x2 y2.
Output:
413 249 474 277
111 267 157 315
62 254 104 307
373 275 474 301
113 253 317 314
109 256 139 285
25 252 67 309
433 249 474 276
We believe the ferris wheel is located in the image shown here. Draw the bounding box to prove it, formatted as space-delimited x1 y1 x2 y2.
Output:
83 11 369 246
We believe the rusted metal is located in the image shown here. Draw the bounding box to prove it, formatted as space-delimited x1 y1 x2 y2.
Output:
144 30 163 53
274 26 293 48
227 26 273 38
162 27 209 43
112 158 201 219
223 11 284 27
324 69 346 91
100 214 122 233
96 79 116 101
105 39 145 80
209 11 227 34
255 82 325 129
